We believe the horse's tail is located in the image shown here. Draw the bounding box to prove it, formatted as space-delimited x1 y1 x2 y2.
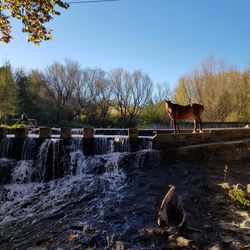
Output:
199 104 205 117
201 104 204 112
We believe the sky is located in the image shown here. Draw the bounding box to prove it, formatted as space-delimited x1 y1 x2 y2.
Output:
0 0 250 90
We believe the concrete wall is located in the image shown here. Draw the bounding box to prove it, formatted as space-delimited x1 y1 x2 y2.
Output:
146 122 249 129
152 128 250 150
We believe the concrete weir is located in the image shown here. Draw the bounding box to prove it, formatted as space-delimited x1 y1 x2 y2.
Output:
152 128 250 150
0 127 250 156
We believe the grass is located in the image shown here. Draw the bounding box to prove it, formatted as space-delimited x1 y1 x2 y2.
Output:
0 124 28 129
228 184 250 209
220 182 250 209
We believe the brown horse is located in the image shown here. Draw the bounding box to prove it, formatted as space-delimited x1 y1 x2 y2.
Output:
165 100 204 134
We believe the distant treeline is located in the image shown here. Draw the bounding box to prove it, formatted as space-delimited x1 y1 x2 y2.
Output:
0 57 249 127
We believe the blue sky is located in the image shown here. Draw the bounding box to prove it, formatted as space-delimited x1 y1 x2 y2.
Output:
0 0 250 89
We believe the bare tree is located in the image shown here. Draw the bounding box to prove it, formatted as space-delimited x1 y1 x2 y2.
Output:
109 68 131 127
109 68 152 127
127 70 153 124
173 57 249 121
95 69 112 121
45 59 84 121
154 81 172 103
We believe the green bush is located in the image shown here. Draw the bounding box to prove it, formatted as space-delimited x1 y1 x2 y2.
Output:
228 185 250 209
0 124 28 129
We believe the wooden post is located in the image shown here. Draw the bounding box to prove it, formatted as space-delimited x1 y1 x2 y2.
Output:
39 127 52 138
128 128 138 139
15 128 28 138
60 127 72 139
83 127 94 155
12 128 28 160
83 127 94 138
128 128 138 152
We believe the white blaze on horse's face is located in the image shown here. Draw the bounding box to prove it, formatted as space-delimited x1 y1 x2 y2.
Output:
164 100 172 112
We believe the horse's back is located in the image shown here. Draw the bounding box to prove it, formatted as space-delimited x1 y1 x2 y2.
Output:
172 104 193 119
172 103 204 119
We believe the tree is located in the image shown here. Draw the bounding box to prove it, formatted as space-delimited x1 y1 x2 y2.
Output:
109 68 153 127
174 77 190 105
14 69 31 114
127 70 153 125
140 99 170 126
173 57 249 122
27 69 56 125
0 63 18 122
0 0 69 44
153 81 172 103
94 69 112 124
45 59 84 122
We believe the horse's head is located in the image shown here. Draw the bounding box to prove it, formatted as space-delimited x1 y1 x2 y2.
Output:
164 100 173 114
164 99 172 108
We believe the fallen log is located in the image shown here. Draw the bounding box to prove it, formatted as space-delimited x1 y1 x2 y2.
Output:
157 185 186 228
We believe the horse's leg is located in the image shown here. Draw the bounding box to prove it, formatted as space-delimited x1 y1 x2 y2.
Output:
192 119 197 133
173 118 179 134
198 118 203 133
173 119 177 134
176 121 180 134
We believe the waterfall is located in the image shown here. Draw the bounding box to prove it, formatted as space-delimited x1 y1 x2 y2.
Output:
95 137 109 154
21 137 36 160
0 151 128 227
0 133 159 249
70 137 83 152
0 136 153 184
38 139 53 181
94 137 130 154
11 160 33 184
0 137 13 158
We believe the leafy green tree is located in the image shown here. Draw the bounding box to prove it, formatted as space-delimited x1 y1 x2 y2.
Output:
27 69 58 126
14 69 31 115
0 64 18 122
0 0 69 44
140 99 169 126
174 77 190 105
240 71 250 121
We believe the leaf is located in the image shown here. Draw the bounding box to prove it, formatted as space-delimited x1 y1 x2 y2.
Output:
67 233 79 242
0 0 69 44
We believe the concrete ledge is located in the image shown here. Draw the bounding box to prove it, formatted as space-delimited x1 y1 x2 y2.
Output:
60 128 72 138
39 127 52 138
158 139 250 163
83 128 94 138
152 128 250 150
15 128 28 138
128 128 138 139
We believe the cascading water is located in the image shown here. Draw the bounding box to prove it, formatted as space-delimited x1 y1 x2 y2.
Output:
0 137 13 159
95 136 130 154
21 137 36 160
0 135 161 249
11 160 33 184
